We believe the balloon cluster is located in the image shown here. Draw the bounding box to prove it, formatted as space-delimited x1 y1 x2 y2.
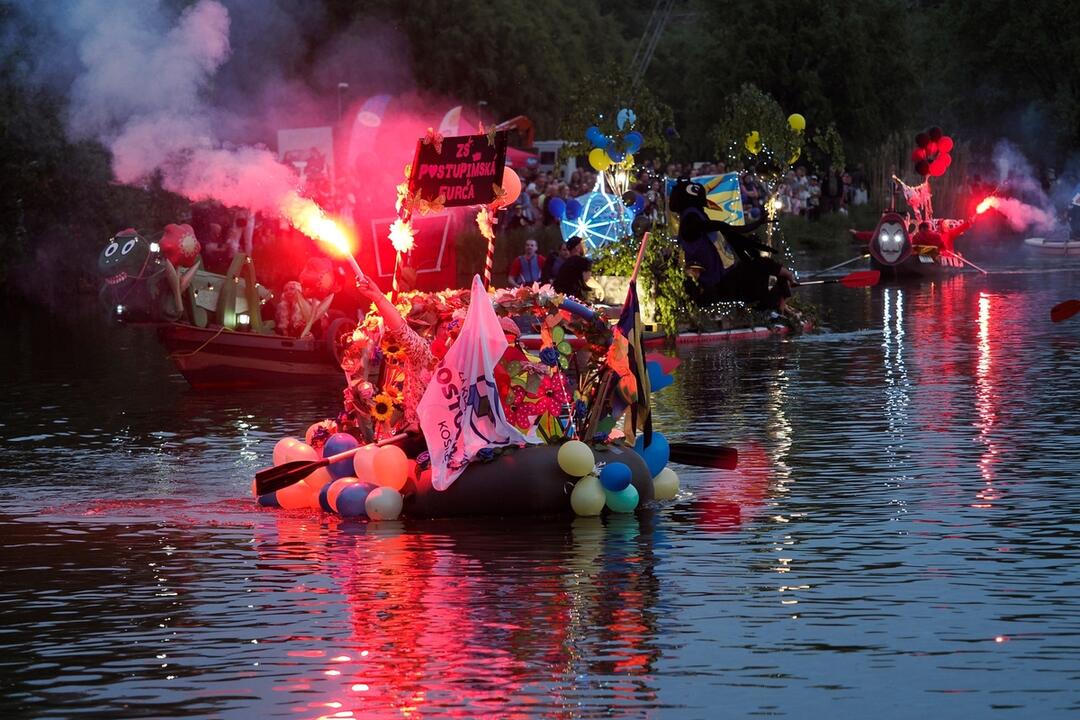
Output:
546 196 583 222
559 440 641 516
743 113 806 164
911 126 954 178
254 427 408 520
584 107 644 173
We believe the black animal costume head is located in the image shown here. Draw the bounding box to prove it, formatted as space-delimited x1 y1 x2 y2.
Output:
668 178 707 215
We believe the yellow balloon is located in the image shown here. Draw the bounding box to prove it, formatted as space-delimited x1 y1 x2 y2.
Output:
589 147 612 172
788 147 801 165
570 475 606 516
745 130 761 155
620 153 635 169
373 444 409 491
365 487 403 520
652 467 680 500
788 113 806 132
558 440 596 477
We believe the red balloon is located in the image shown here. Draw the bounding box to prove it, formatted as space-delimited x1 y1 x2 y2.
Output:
928 126 943 141
942 153 953 168
494 166 522 209
926 141 938 156
915 159 931 176
929 156 947 177
911 148 927 162
938 136 954 153
915 133 930 148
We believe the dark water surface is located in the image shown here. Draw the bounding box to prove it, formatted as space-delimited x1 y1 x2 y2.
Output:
2 248 1079 719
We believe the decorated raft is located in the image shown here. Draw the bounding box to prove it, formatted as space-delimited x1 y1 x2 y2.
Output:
252 276 691 521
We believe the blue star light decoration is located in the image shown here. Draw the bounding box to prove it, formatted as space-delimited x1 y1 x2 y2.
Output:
559 191 632 250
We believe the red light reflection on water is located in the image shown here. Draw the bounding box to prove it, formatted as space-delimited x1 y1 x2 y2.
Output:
253 512 663 718
687 441 772 533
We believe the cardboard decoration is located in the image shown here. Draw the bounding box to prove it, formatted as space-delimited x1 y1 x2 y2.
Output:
408 132 508 207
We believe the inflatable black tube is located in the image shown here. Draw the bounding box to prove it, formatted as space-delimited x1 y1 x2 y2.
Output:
404 443 655 518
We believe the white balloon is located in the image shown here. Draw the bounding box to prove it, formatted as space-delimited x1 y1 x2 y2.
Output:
653 467 680 501
365 487 403 521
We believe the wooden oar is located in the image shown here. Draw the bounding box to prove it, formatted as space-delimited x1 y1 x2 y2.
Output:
796 270 880 288
255 433 408 496
943 251 987 275
1051 299 1080 323
668 442 738 470
804 253 870 280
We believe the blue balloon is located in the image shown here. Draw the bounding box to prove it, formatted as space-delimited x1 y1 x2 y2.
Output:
599 462 632 492
318 483 334 513
257 493 281 508
631 193 646 215
547 197 566 219
323 433 359 479
634 431 670 477
616 108 636 130
586 126 606 148
565 198 583 221
647 360 674 392
336 482 378 518
607 145 625 163
625 131 644 154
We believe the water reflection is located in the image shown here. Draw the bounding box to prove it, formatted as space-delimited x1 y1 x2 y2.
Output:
4 264 1080 717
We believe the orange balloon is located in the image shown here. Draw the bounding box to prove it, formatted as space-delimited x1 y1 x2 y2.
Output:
276 480 316 510
373 445 409 491
302 466 333 494
496 166 522 208
273 436 300 466
285 442 318 464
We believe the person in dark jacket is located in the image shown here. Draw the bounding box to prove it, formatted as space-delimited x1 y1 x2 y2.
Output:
553 236 592 301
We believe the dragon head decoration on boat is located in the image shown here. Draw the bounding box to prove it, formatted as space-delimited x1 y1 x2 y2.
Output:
869 212 911 266
97 229 179 323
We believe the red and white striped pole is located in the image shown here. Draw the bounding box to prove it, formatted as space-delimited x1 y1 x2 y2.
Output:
482 235 495 288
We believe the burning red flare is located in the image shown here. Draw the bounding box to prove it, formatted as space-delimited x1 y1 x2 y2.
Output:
280 191 354 258
976 196 998 215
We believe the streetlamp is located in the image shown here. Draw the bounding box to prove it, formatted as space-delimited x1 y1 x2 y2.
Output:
337 82 349 122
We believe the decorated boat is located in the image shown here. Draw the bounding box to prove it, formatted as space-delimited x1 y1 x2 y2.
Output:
98 226 346 388
851 211 972 279
252 272 699 521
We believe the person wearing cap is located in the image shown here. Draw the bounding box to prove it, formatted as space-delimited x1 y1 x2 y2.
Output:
553 236 592 301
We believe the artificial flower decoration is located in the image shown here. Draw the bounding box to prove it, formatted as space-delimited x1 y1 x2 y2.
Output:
371 393 395 423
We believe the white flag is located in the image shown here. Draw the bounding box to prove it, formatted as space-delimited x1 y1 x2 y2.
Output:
418 275 533 490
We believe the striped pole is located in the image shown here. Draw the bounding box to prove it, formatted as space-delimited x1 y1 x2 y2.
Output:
483 235 495 288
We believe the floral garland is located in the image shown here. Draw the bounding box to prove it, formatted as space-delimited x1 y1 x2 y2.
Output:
335 284 615 442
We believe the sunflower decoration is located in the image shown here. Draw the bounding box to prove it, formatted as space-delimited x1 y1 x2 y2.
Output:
382 339 408 363
371 393 396 423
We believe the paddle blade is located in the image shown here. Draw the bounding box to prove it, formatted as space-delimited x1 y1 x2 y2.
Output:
255 458 328 496
1050 299 1080 323
668 442 738 470
839 270 881 288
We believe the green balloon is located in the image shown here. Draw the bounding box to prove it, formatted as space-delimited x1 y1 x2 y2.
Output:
570 475 606 517
605 484 639 513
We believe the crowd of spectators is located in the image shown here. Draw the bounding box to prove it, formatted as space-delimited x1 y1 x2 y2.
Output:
500 158 871 232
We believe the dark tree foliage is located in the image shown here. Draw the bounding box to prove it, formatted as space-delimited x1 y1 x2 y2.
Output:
0 0 1076 297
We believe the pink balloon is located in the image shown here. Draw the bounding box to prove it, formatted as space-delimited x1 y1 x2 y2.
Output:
276 480 316 510
495 166 522 208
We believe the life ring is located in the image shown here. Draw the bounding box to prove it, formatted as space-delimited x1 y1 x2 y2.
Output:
403 443 654 518
324 316 356 366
